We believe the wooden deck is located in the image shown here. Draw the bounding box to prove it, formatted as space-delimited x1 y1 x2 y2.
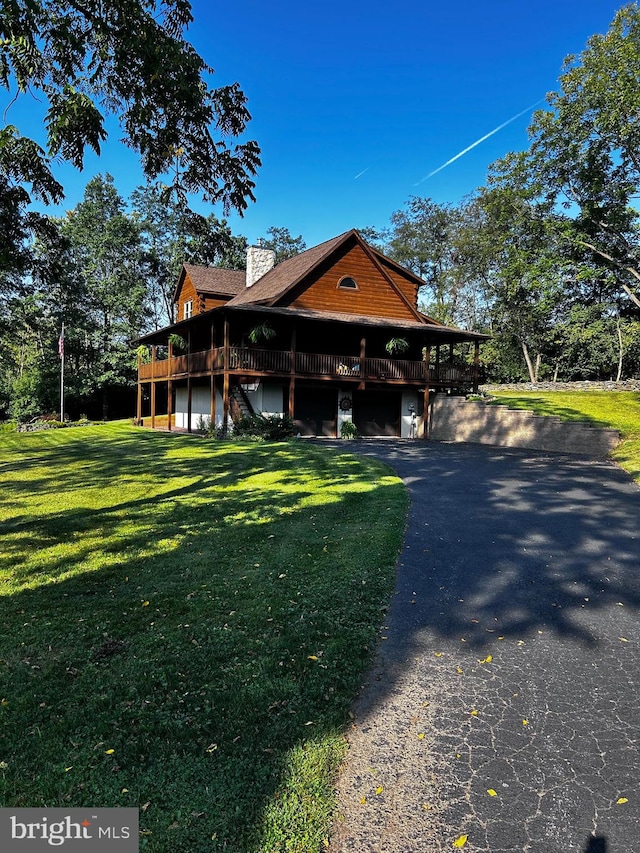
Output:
138 346 478 388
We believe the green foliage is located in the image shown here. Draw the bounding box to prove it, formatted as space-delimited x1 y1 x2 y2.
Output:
248 322 276 344
168 333 187 352
9 361 59 422
9 370 47 422
0 0 260 213
57 175 146 416
131 183 248 326
135 345 151 364
383 197 467 325
526 3 640 311
0 0 259 298
385 336 410 355
0 424 407 852
259 226 307 262
229 413 297 441
340 420 359 439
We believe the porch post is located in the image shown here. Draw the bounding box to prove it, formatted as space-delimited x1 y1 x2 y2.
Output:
288 325 296 420
187 377 192 433
423 345 431 441
473 340 480 393
359 336 366 390
223 317 230 431
136 352 142 423
210 320 216 428
167 338 173 431
150 345 157 429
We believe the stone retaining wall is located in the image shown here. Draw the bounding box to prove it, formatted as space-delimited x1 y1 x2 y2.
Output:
482 380 640 393
429 396 620 458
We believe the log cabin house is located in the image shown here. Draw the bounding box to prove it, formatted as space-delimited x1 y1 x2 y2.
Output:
135 229 488 438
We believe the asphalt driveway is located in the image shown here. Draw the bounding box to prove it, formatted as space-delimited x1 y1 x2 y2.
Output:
328 441 640 853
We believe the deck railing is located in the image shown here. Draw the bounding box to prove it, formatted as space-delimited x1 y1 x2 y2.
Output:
139 346 477 386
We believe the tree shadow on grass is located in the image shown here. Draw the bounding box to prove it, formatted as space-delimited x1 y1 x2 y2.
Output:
0 429 406 852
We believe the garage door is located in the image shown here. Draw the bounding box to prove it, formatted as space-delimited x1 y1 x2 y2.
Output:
353 390 400 436
294 386 337 436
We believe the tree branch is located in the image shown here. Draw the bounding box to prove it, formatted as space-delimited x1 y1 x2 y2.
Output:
575 238 640 309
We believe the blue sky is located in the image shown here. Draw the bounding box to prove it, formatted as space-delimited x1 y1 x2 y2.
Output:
2 0 627 248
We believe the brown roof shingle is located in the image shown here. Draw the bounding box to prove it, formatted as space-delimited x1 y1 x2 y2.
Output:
182 263 245 297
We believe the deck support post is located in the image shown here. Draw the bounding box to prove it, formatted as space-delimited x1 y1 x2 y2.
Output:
223 317 230 432
423 345 431 440
210 320 216 429
167 338 173 431
473 340 480 393
136 353 142 423
187 377 192 433
288 326 297 420
150 346 157 429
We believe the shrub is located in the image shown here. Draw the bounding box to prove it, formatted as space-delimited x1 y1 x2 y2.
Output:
230 413 296 441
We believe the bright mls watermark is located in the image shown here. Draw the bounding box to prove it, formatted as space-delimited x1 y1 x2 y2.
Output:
0 809 138 851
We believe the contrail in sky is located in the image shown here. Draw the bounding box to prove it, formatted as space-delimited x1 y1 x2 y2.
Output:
353 167 369 180
414 99 545 185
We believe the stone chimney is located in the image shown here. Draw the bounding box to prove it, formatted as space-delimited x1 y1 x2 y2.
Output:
246 244 276 288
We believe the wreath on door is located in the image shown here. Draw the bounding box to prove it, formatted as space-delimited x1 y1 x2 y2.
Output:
339 396 353 411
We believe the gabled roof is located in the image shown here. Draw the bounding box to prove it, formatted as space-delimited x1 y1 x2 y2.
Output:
173 263 245 302
226 232 351 307
225 229 432 325
173 231 445 327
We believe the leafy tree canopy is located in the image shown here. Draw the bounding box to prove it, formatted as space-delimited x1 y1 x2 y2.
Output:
527 2 640 309
132 181 248 327
259 226 306 263
0 0 260 214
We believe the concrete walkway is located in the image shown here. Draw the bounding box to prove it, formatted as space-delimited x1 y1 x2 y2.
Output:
328 441 640 853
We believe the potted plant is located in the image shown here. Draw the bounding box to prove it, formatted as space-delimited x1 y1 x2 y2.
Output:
340 420 359 439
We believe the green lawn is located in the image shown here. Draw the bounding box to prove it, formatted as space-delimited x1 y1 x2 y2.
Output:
489 390 640 484
0 423 407 852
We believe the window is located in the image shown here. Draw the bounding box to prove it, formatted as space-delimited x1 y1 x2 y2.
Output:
338 276 358 290
184 300 193 319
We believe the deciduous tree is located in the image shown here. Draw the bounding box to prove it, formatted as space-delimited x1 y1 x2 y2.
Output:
260 226 306 263
0 0 260 276
528 3 640 310
60 174 147 417
131 183 247 327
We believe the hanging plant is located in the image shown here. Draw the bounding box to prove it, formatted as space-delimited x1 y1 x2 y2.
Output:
248 323 276 344
135 345 151 364
385 337 410 355
168 333 187 353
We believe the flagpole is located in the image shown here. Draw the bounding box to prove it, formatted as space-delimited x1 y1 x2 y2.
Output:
59 323 65 423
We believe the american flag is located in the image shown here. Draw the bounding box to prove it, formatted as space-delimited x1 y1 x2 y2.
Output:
58 331 64 359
